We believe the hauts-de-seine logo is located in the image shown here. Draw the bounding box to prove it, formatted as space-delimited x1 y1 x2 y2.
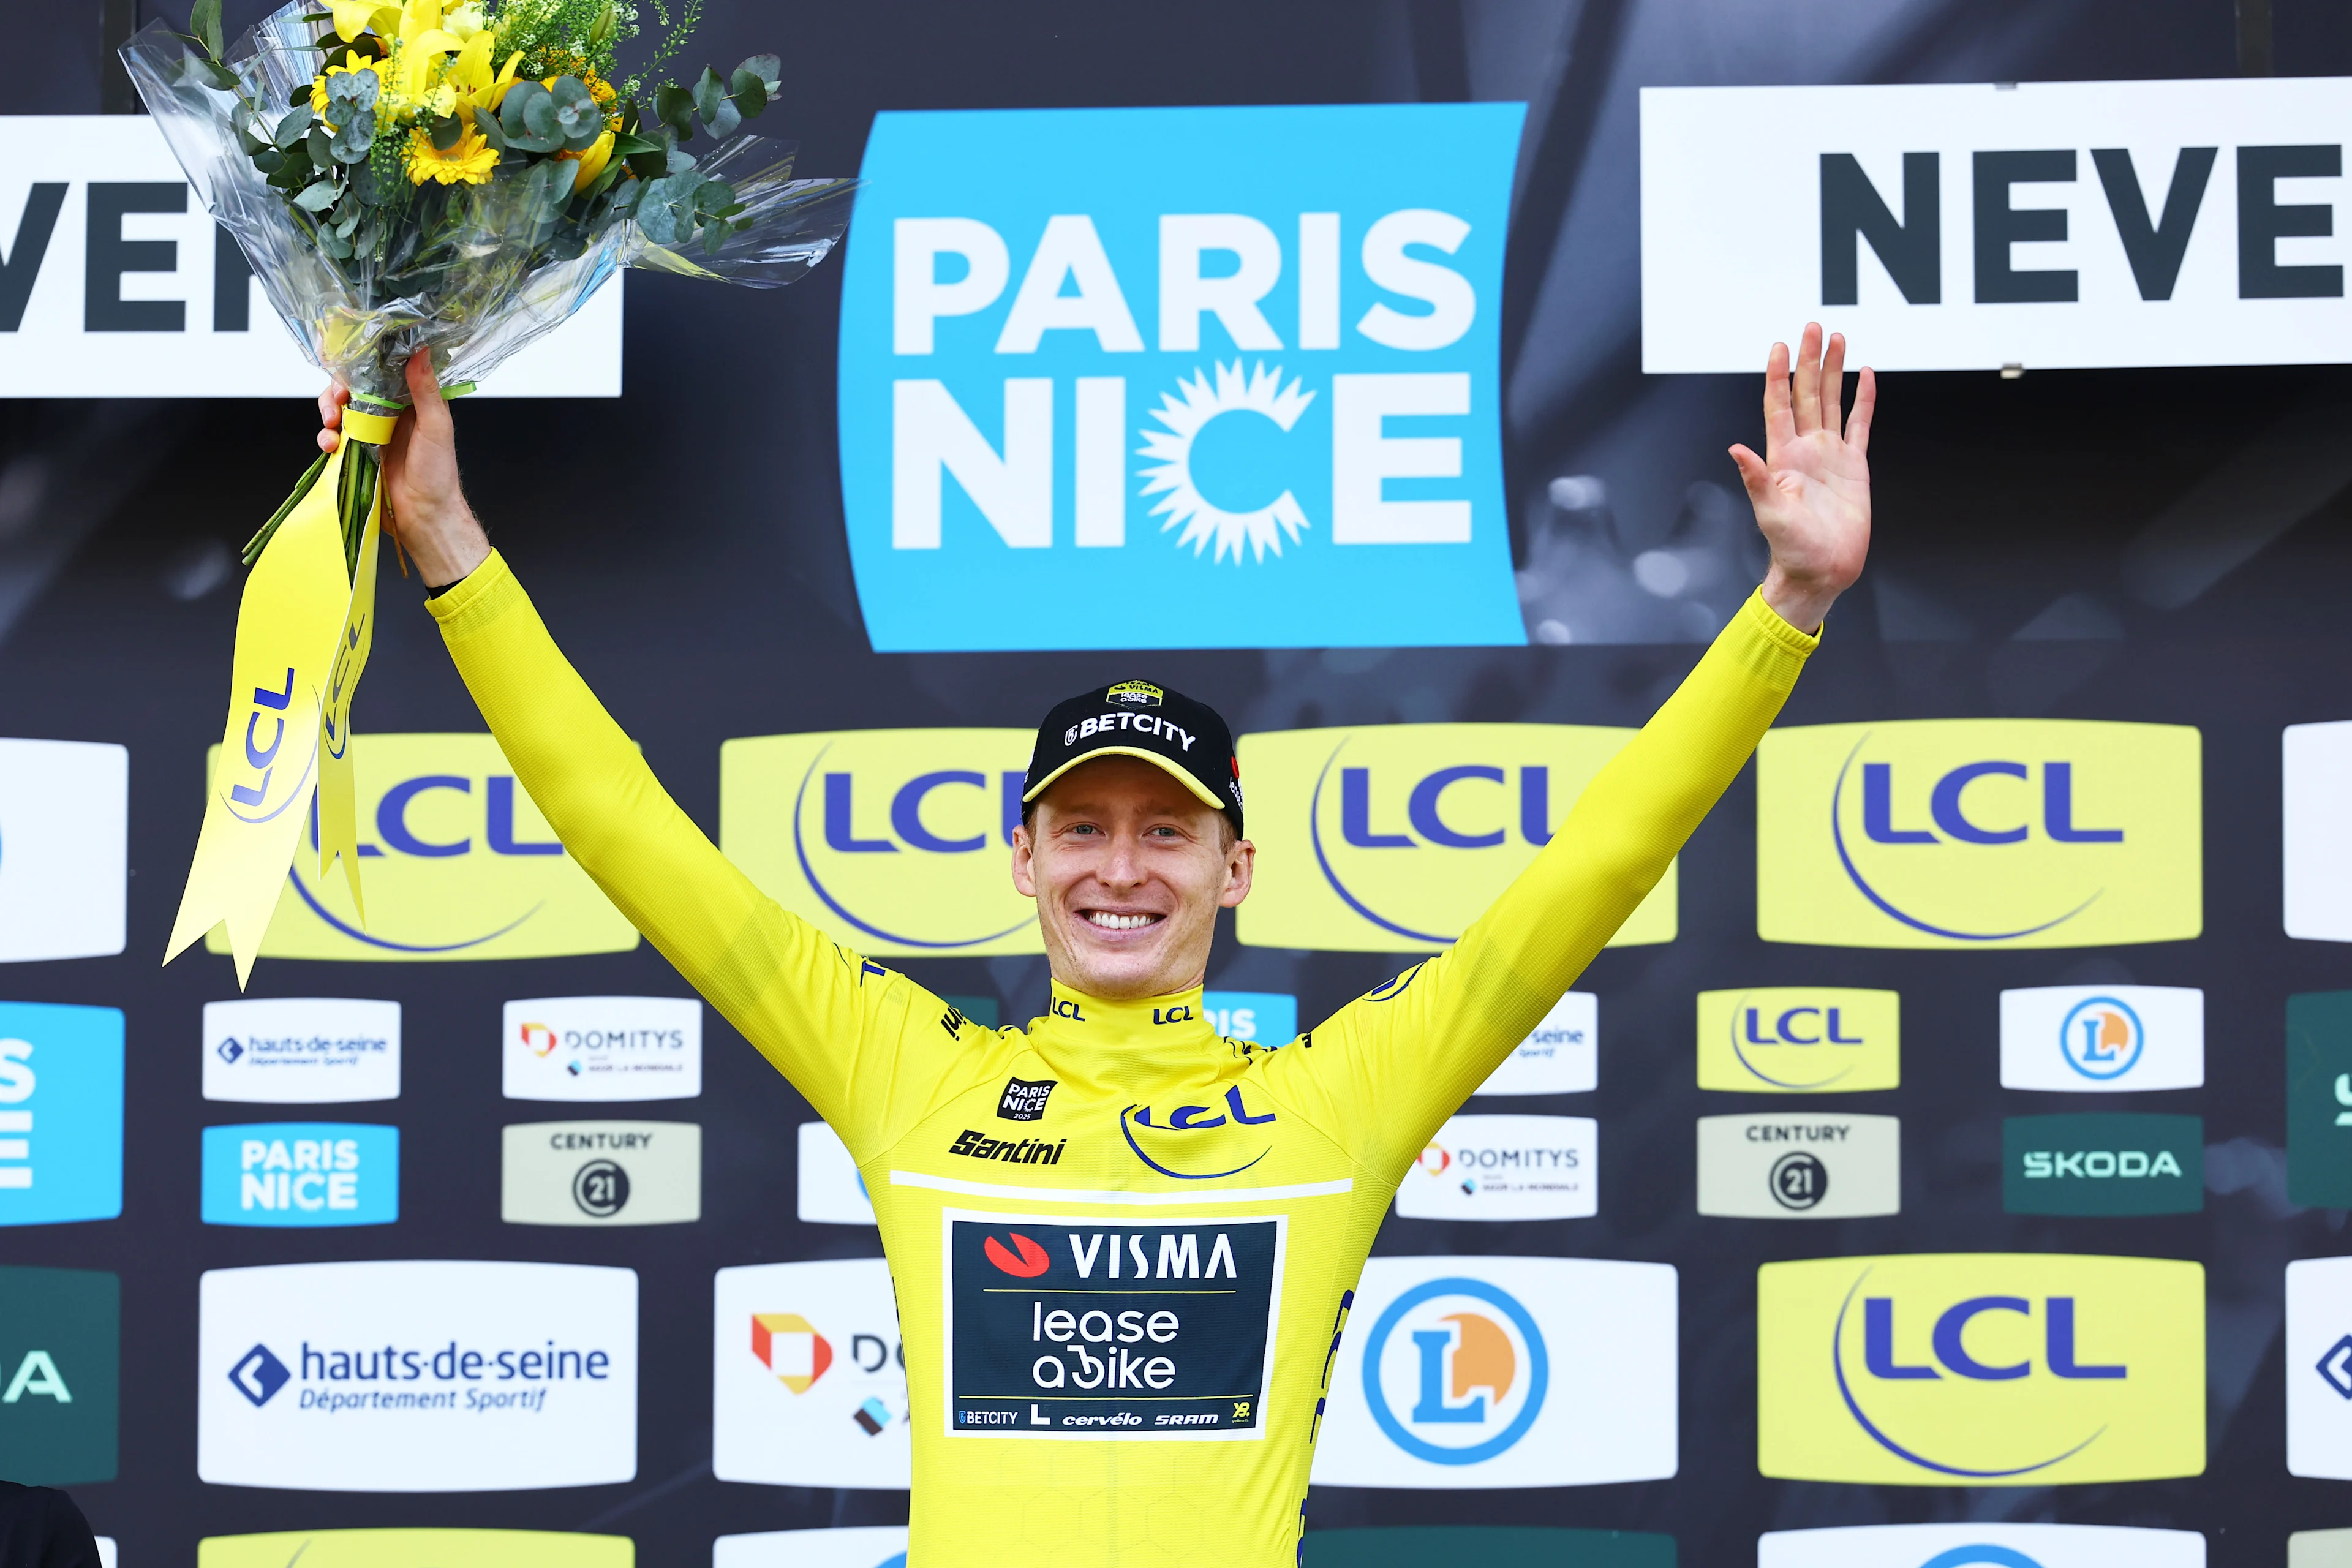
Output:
1757 1253 2204 1485
1697 987 1899 1093
835 104 1528 654
1756 720 2202 949
202 734 639 962
1237 723 1674 952
721 729 1041 957
1360 1278 1548 1465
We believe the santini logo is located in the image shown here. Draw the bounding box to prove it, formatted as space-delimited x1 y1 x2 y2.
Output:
1240 723 1674 952
201 734 638 962
1758 1253 2204 1485
721 728 1040 957
834 104 1527 653
1757 721 2201 948
1697 987 1899 1093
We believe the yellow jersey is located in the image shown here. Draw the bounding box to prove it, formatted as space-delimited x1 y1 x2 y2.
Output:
428 554 1815 1565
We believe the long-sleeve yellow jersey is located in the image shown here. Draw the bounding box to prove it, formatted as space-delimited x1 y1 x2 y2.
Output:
427 553 1815 1566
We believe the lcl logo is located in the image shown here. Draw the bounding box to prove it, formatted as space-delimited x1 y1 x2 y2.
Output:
1757 720 2202 950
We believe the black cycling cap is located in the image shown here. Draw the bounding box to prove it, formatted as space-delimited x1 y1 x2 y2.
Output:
1022 679 1244 835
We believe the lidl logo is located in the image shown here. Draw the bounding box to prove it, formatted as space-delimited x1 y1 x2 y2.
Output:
200 1123 398 1226
714 1528 910 1568
1239 725 1673 952
0 1001 123 1226
1757 1253 2203 1485
1757 1523 2205 1568
2288 992 2352 1207
2002 1114 2202 1216
722 729 1041 957
198 1531 633 1567
1696 987 1898 1093
2000 985 2203 1093
836 104 1526 653
202 734 639 962
1756 721 2201 948
1311 1256 1674 1487
0 1265 117 1485
714 1260 910 1487
0 739 126 963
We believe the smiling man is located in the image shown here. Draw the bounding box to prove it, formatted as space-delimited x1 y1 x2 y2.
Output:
324 322 1872 1565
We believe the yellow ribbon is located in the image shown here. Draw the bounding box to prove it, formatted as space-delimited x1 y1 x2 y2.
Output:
341 406 400 445
167 445 383 986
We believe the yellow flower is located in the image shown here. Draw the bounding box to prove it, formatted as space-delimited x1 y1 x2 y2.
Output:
329 0 400 42
421 83 458 117
407 123 497 185
566 128 616 192
310 50 390 119
446 34 523 113
442 3 487 39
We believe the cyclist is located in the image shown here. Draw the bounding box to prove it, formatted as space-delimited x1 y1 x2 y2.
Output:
320 323 1871 1565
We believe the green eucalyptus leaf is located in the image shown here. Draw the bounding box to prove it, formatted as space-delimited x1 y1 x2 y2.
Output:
274 106 312 148
252 146 286 175
655 82 694 140
700 94 740 141
331 111 375 162
737 54 782 95
328 69 378 111
191 0 225 61
431 113 461 151
693 176 735 215
294 179 341 213
307 124 331 166
471 104 508 151
728 74 767 119
611 130 663 157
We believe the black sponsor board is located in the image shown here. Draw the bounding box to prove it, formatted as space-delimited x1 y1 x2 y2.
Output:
944 1212 1281 1437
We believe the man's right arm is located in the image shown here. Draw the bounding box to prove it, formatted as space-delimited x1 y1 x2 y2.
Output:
328 354 970 1155
428 551 954 1148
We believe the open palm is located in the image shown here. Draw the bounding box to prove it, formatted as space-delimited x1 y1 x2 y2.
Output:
1729 323 1874 633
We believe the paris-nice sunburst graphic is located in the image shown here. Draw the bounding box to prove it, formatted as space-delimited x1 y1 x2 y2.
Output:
1137 361 1315 564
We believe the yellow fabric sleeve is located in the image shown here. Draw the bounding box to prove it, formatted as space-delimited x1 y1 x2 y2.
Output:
427 551 981 1156
1262 587 1818 1182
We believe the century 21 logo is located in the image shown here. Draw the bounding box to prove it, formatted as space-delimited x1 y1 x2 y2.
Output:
1757 1253 2203 1485
202 734 638 962
1237 723 1675 952
1757 720 2201 949
721 729 1042 957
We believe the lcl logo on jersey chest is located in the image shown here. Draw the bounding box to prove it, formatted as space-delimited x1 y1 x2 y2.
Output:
1122 1084 1279 1180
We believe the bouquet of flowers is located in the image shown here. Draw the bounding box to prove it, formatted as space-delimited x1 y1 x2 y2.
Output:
130 0 855 982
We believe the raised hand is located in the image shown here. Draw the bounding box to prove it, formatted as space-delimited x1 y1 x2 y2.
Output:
1729 323 1874 633
317 350 491 589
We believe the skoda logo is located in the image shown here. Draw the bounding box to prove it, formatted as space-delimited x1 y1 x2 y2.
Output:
1360 1277 1548 1465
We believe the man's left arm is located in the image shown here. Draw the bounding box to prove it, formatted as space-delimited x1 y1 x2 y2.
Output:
1264 325 1872 1180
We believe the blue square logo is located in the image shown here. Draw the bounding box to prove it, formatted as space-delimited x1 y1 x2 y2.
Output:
0 1002 123 1226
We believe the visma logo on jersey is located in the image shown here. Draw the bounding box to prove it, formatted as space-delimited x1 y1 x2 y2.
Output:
714 1259 910 1488
200 734 638 962
1697 987 1898 1093
1239 725 1673 952
0 739 126 963
198 1261 638 1491
836 104 1526 652
0 1266 118 1487
0 1003 123 1226
197 1531 633 1567
1757 1523 2206 1568
1313 1256 1675 1488
200 1123 397 1227
723 729 1040 957
1757 1253 2203 1485
1756 721 2201 948
2000 985 2203 1092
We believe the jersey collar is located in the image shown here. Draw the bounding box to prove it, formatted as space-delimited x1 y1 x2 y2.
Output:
1030 979 1223 1086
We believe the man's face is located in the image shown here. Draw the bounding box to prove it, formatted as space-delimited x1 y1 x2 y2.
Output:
1010 755 1253 1001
